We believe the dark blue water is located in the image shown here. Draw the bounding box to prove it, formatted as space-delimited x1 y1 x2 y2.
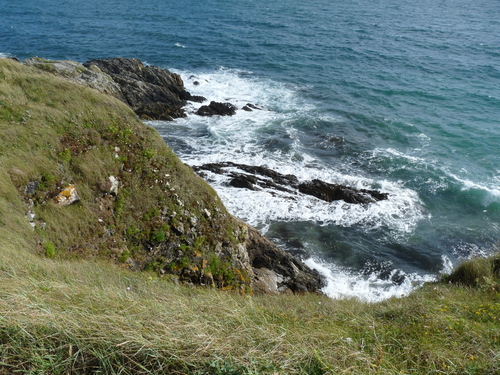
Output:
2 0 499 300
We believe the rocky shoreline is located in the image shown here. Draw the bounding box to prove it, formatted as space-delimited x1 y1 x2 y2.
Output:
15 56 387 295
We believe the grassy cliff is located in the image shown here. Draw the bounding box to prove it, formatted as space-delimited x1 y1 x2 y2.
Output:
0 58 251 290
0 58 499 374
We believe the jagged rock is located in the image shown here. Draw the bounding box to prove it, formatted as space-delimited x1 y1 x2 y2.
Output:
193 162 388 204
297 179 388 204
196 101 237 116
25 57 204 120
242 221 324 294
179 90 206 103
55 185 80 206
83 57 192 120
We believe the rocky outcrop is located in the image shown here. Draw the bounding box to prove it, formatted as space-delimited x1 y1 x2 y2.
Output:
24 57 123 99
9 57 323 295
194 162 388 204
241 221 324 294
83 57 205 120
24 57 205 121
24 57 263 120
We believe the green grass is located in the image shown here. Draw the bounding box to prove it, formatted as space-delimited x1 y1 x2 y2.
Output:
0 243 499 374
1 58 499 374
0 58 250 287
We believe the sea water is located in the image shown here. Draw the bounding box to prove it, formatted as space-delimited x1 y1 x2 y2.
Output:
1 0 499 301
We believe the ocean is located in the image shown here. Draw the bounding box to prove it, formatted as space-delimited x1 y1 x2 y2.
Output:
2 0 499 301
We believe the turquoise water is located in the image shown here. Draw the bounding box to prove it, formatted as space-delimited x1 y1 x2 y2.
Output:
2 0 499 300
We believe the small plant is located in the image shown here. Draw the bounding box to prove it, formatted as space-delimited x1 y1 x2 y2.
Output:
117 250 130 263
38 172 56 190
142 148 157 160
58 148 71 163
43 242 56 258
178 255 191 268
150 230 166 243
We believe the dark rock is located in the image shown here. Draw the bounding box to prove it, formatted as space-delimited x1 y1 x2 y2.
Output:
193 161 388 204
243 222 325 294
135 102 185 121
83 57 198 120
179 90 206 103
229 176 257 190
25 181 39 196
297 179 387 204
196 101 237 117
242 103 262 111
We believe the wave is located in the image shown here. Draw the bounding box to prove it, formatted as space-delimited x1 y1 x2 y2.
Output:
153 68 426 237
151 67 437 301
305 255 452 302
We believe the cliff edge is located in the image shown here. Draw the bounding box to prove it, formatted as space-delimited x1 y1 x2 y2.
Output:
0 57 323 294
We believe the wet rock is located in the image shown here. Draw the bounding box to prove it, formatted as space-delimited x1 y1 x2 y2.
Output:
297 179 387 204
196 101 237 116
194 161 388 204
243 221 324 294
179 90 206 103
242 103 262 111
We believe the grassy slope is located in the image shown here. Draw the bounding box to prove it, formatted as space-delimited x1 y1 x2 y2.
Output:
0 58 499 374
0 58 249 289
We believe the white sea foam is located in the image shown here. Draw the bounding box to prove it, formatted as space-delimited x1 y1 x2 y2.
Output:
152 67 431 300
154 69 427 238
0 53 12 59
304 257 440 303
174 43 186 48
449 173 500 200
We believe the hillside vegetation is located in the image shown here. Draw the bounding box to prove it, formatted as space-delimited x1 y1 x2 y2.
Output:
0 58 253 290
0 58 499 374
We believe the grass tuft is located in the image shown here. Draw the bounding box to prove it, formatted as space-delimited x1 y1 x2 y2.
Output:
444 256 500 287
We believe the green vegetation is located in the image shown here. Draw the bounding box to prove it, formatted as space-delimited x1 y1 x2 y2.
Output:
0 58 249 287
1 58 498 374
0 243 499 374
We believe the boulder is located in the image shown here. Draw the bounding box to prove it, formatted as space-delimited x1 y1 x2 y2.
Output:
55 185 80 206
196 101 237 116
